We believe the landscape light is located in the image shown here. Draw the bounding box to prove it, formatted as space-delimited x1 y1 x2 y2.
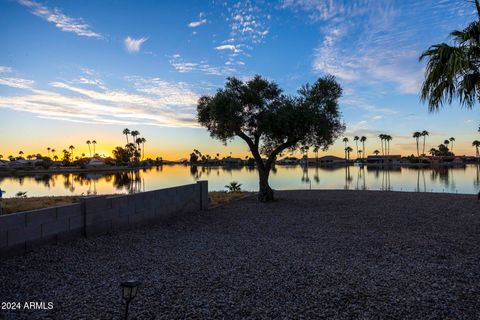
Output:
120 280 141 320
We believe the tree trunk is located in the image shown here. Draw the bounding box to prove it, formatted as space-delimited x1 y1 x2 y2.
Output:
258 168 274 202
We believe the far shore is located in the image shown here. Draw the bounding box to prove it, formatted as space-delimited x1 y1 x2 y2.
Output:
0 161 476 177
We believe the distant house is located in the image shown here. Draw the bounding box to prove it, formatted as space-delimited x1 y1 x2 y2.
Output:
9 159 42 167
87 157 105 167
0 160 9 168
317 155 345 165
422 156 464 164
366 155 401 164
222 157 242 165
277 157 298 165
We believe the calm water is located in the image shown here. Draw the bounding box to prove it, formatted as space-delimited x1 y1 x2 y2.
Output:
1 164 480 198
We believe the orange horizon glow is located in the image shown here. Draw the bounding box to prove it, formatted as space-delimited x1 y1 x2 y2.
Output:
1 139 479 161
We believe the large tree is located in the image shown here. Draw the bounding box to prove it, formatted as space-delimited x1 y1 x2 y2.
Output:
419 0 480 110
197 75 344 201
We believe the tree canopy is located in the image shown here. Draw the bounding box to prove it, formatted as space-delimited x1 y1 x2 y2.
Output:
197 75 344 201
419 0 480 111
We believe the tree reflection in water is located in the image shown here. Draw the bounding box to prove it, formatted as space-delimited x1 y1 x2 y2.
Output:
4 164 480 196
33 174 55 188
113 170 143 194
475 165 480 189
344 166 352 190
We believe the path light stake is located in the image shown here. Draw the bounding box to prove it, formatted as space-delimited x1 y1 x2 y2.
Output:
120 280 141 320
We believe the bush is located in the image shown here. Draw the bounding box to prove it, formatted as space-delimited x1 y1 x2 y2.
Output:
225 181 242 192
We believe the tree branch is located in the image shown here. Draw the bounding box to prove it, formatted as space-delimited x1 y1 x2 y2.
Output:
265 138 298 173
236 130 265 171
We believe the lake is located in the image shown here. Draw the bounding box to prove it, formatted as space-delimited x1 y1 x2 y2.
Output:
1 164 480 198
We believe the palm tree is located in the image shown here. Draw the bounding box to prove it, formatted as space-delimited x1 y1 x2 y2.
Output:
429 148 437 156
421 130 429 156
69 145 75 161
53 155 58 161
449 137 455 152
345 146 353 161
378 134 385 156
373 150 380 156
131 130 140 147
123 128 130 144
0 154 3 160
419 0 480 111
473 140 480 157
360 136 367 159
384 135 392 157
353 136 359 159
313 145 319 162
444 139 450 149
86 140 91 157
413 132 421 157
140 137 146 160
135 137 142 153
92 140 97 155
342 137 349 160
51 149 56 159
47 147 51 158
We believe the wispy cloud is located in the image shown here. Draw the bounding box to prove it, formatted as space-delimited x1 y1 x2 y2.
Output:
209 1 271 66
188 18 207 27
124 36 148 53
0 71 201 127
17 0 102 38
228 2 270 45
215 44 241 53
0 66 13 73
0 77 35 89
283 0 471 95
169 54 236 76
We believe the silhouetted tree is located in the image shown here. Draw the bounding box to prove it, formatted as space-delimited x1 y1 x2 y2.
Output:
421 130 429 156
419 0 480 111
413 132 421 157
123 128 130 144
360 136 367 159
197 75 344 201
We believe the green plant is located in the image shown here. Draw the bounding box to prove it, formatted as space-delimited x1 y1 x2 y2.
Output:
15 191 27 198
225 181 242 192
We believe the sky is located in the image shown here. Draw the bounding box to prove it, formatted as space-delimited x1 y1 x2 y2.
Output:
0 0 478 160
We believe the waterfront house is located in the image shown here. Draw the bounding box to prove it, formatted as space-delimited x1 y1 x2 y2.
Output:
366 155 402 164
317 155 345 165
9 159 43 167
222 157 243 165
87 157 106 167
277 157 298 165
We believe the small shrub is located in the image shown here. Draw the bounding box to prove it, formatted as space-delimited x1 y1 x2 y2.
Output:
15 191 28 198
225 181 242 192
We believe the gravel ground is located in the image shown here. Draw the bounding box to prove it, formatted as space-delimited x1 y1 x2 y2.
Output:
1 190 480 320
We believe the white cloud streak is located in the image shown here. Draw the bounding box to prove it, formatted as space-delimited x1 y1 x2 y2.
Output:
188 18 207 27
0 71 201 128
17 0 102 38
169 54 236 76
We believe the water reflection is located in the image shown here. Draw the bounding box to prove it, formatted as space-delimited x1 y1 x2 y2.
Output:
1 164 479 197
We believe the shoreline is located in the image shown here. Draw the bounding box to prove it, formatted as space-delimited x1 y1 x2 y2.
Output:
0 161 475 177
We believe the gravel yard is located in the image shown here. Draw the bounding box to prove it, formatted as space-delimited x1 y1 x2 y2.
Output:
1 190 479 319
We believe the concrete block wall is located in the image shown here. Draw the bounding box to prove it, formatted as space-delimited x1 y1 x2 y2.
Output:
0 180 208 257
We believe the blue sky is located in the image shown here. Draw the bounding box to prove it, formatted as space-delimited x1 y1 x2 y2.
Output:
0 0 478 159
